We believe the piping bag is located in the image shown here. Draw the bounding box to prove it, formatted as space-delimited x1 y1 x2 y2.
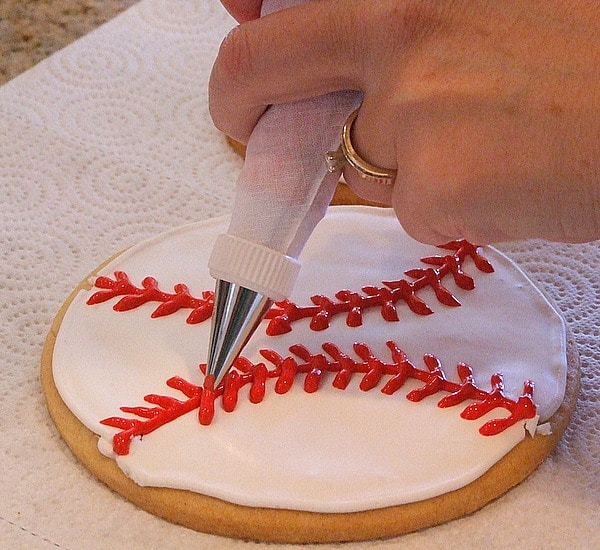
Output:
206 0 362 387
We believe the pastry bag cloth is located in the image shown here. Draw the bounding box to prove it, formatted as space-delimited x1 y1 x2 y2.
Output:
209 0 362 300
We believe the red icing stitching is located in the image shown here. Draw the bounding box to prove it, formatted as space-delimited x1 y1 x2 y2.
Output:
87 271 214 324
266 239 493 334
101 341 537 456
86 240 494 333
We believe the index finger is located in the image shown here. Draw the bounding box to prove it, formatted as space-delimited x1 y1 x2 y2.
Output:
209 0 381 143
220 0 263 22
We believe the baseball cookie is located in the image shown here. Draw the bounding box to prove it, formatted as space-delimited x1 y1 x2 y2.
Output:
42 205 579 543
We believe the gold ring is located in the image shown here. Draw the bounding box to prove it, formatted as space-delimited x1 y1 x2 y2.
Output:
326 109 397 186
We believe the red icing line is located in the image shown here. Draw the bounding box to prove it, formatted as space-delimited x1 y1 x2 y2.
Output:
199 374 216 426
87 271 214 324
265 239 494 335
92 239 528 458
104 376 202 455
101 341 537 456
87 240 494 334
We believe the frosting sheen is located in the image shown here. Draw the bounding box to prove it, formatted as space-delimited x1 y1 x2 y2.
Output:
52 206 567 513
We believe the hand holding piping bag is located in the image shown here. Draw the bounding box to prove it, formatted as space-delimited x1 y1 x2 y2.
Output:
206 0 361 386
212 0 600 245
207 0 600 385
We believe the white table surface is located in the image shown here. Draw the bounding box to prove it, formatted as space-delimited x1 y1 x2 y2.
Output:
1 1 598 548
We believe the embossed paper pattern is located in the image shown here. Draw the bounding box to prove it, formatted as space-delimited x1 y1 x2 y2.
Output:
0 0 598 548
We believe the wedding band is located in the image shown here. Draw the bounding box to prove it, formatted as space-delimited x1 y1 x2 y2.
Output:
326 109 397 186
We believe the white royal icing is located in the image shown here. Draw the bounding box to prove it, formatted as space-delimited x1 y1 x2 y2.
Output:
52 206 567 513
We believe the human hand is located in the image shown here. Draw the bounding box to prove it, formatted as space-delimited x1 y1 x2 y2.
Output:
210 0 600 244
219 0 262 22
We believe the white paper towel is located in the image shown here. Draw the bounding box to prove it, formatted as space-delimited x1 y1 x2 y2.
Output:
0 1 598 548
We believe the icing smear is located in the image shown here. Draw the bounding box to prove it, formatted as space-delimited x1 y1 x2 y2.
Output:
52 206 567 513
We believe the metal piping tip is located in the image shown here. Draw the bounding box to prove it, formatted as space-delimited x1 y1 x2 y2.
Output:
206 279 272 388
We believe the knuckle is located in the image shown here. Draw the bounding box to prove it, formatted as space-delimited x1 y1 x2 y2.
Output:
374 0 472 63
389 0 454 43
394 149 471 242
208 24 259 139
213 24 257 91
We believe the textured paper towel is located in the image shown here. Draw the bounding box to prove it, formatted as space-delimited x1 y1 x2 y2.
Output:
0 1 598 549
